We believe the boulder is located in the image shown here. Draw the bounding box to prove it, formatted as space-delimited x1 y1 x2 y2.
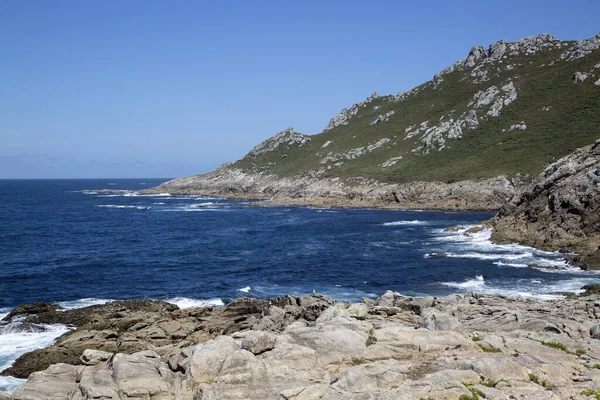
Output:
79 349 112 366
240 331 277 355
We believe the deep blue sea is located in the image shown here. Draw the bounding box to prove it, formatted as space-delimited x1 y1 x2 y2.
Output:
1 178 600 391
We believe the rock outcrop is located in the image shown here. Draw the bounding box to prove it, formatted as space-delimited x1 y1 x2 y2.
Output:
1 295 335 379
491 139 600 269
7 288 600 399
143 166 516 210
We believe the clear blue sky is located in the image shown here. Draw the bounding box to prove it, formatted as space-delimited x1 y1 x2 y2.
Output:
1 0 599 178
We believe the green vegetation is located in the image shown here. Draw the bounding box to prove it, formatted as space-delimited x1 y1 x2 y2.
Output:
477 343 502 353
541 341 567 351
581 389 600 399
231 39 600 186
459 382 485 400
482 378 502 388
590 363 600 370
365 335 377 346
529 374 557 389
471 335 480 342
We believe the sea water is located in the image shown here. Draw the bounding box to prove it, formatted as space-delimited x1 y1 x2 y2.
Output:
1 178 599 391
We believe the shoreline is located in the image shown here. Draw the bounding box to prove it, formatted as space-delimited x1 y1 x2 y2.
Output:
4 289 600 398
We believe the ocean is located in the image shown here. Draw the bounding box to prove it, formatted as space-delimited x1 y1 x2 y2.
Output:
1 178 599 391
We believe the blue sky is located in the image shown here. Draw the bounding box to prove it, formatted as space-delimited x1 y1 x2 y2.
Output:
1 0 599 178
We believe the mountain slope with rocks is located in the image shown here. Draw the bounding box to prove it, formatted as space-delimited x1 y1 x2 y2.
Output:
144 32 600 209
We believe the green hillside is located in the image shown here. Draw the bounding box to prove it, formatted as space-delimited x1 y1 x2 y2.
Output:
232 34 600 184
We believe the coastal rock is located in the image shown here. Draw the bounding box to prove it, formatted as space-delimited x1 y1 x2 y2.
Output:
79 349 112 366
10 290 600 399
491 139 600 267
141 165 517 211
2 295 337 379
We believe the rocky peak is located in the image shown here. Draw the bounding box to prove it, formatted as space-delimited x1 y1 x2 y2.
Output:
435 33 558 80
248 127 311 157
323 92 381 132
561 32 600 60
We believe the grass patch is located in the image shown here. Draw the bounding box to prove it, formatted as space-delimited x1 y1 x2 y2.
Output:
366 335 377 346
529 374 557 390
591 364 600 370
471 335 480 342
581 390 600 399
482 378 503 387
459 382 484 400
541 341 567 351
477 343 501 353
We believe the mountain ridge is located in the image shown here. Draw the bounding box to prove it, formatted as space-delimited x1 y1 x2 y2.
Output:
144 31 600 210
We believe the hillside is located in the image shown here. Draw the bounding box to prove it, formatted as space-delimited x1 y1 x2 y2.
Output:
145 32 600 209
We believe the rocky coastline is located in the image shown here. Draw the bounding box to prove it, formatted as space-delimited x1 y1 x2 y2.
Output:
4 289 600 399
491 139 600 270
140 169 518 211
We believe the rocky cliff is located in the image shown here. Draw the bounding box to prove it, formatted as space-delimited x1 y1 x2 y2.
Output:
491 139 600 269
6 290 600 399
144 32 600 210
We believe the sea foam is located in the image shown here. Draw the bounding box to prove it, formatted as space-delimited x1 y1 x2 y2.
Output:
382 220 427 226
165 297 224 309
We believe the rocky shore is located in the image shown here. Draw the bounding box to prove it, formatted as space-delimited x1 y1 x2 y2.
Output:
141 168 517 211
4 289 600 399
491 139 600 270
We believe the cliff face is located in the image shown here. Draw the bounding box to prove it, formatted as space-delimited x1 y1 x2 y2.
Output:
491 139 600 268
144 32 600 210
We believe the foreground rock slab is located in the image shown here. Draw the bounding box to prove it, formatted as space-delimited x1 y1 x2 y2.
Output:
6 288 600 399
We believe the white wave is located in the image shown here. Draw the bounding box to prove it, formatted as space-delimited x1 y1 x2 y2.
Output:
123 192 171 197
432 226 574 272
108 183 117 186
0 323 70 392
165 297 224 309
238 286 251 293
58 298 113 310
97 205 151 210
195 197 224 201
0 376 25 393
442 275 485 289
382 220 427 226
153 202 166 205
493 261 529 268
190 202 217 207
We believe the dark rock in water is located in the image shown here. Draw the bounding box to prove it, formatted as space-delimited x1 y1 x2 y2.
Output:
1 302 59 322
581 284 600 296
1 295 337 379
443 225 465 232
527 263 566 271
0 322 48 334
